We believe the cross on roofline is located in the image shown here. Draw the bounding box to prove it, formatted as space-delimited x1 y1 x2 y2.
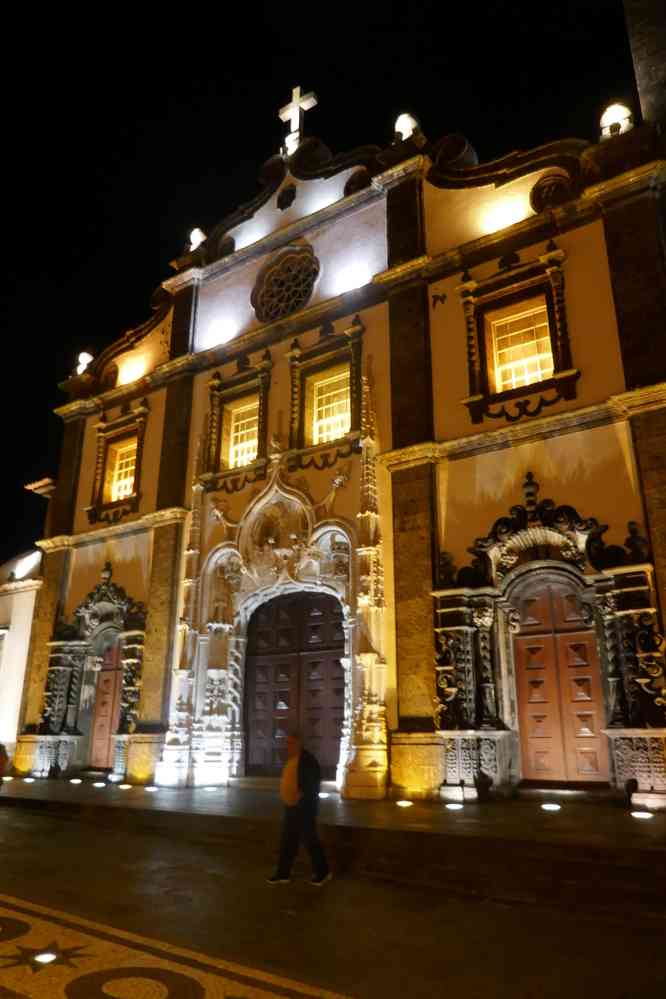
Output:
279 85 318 156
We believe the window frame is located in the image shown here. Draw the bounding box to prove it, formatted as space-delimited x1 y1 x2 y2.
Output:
458 247 579 424
288 315 364 459
203 355 271 490
304 361 352 448
225 393 261 470
86 399 149 525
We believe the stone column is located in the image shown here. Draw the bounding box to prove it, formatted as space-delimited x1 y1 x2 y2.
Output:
128 513 186 783
18 547 70 746
631 409 666 618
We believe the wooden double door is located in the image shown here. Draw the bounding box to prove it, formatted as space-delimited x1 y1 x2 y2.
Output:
514 579 609 783
245 592 345 778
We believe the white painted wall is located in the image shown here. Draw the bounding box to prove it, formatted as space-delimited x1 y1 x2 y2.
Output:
0 581 41 762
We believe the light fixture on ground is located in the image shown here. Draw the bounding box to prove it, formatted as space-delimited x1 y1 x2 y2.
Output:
23 777 35 783
541 802 561 812
318 791 330 799
631 810 654 820
203 786 216 792
92 782 106 788
446 803 464 811
396 800 413 808
145 786 158 793
34 952 57 965
69 778 82 785
2 775 13 782
118 784 132 790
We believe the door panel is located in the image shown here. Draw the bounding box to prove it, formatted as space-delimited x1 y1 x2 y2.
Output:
515 582 610 784
515 634 566 780
245 593 345 777
90 658 122 770
556 631 609 782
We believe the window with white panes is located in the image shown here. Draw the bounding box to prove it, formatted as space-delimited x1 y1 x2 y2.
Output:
228 398 259 468
490 302 553 393
110 440 138 501
310 365 351 445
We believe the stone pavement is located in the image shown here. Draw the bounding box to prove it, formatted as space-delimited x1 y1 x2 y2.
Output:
0 805 665 999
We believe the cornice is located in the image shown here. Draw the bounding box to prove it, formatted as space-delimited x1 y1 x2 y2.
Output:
609 382 666 417
162 183 385 293
0 578 43 596
371 155 430 192
37 507 189 552
582 160 666 208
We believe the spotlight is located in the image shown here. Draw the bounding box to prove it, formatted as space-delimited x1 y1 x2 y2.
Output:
2 775 13 782
396 800 413 808
318 792 330 799
446 802 464 811
23 777 35 784
69 778 82 785
203 786 216 792
631 810 654 820
118 784 132 790
145 786 158 793
92 782 106 789
34 952 57 965
541 802 561 812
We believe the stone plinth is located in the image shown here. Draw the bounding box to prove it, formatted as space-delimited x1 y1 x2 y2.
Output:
390 731 446 800
341 746 388 800
126 733 165 785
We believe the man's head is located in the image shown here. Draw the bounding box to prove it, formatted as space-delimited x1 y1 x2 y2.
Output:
286 733 302 758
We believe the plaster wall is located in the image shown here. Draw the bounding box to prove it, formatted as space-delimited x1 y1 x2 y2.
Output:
194 200 387 353
228 168 364 252
437 419 644 570
0 583 40 759
424 168 554 258
429 222 625 442
101 311 173 388
73 388 167 536
63 532 153 620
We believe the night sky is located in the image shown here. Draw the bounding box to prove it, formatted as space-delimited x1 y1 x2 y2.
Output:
1 1 637 565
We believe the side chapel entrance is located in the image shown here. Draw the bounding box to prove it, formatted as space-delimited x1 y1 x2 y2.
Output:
245 592 345 778
90 642 123 770
513 577 610 783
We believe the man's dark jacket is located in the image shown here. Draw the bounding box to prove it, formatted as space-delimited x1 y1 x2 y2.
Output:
297 749 321 814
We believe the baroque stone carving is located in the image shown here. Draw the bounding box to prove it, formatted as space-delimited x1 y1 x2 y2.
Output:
448 472 651 588
251 243 320 323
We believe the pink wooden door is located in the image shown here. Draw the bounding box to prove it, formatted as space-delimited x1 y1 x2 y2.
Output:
90 648 123 769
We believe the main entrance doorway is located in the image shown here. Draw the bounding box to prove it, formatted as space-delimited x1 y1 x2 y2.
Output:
245 592 345 778
90 643 123 770
513 577 609 783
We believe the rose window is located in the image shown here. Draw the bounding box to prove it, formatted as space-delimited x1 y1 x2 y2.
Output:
251 245 320 323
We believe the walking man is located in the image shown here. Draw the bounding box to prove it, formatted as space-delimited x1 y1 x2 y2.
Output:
268 733 331 886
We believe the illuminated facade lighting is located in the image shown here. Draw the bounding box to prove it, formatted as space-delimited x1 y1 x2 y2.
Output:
118 783 132 790
396 799 413 808
69 778 82 785
394 112 419 141
92 782 106 788
189 227 206 251
23 777 35 783
145 786 158 792
446 802 464 811
76 351 94 375
34 952 57 965
631 810 654 820
541 802 561 812
600 102 633 140
13 551 41 580
2 775 13 782
480 195 530 235
117 356 147 386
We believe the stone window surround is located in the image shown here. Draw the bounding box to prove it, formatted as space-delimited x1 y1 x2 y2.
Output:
458 245 579 424
203 356 272 488
287 315 364 454
85 399 149 525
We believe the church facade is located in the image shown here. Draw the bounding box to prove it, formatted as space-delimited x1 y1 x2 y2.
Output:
13 7 666 808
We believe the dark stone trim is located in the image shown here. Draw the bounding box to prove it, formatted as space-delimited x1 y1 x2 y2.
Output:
201 460 268 494
389 284 433 448
387 175 426 269
426 137 588 190
157 375 194 509
169 284 198 359
49 418 85 537
286 433 361 472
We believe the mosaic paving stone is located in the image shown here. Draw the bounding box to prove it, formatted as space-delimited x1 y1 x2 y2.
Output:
0 894 348 999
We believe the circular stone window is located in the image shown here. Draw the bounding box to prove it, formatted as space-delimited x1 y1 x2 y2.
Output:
251 244 320 323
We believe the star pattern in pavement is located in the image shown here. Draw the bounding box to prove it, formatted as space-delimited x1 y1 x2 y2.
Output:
0 942 90 973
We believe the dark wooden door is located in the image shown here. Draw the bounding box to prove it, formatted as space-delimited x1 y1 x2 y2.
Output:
514 580 609 783
90 645 122 770
245 593 345 777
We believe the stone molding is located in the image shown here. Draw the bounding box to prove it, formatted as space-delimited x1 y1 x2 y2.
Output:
582 159 666 207
37 507 189 552
0 578 43 596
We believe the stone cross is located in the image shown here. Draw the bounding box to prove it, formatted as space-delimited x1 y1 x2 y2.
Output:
279 85 318 155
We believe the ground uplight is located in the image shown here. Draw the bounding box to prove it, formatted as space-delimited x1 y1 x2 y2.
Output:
396 800 413 808
2 775 13 782
23 777 35 783
541 803 561 812
631 810 654 820
446 803 464 811
145 786 158 793
92 782 106 788
319 792 330 799
34 952 57 965
118 784 132 790
69 778 82 785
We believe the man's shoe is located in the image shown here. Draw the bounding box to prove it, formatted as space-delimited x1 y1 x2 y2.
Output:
310 872 333 886
266 874 291 885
